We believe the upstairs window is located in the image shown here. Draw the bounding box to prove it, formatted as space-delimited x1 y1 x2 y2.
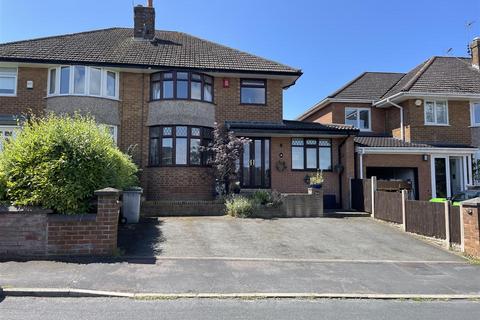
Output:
424 100 448 125
240 79 266 105
471 102 480 126
149 125 213 167
48 66 119 99
291 138 332 171
345 108 371 131
0 67 18 96
150 71 214 103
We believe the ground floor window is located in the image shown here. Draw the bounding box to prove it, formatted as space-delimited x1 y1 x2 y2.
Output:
0 126 19 151
149 125 213 167
99 124 118 145
291 138 332 171
431 155 471 198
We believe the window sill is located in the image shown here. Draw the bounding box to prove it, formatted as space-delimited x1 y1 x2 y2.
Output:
0 94 17 97
146 165 211 168
240 103 267 106
423 123 450 127
291 169 334 173
149 98 215 105
46 94 120 102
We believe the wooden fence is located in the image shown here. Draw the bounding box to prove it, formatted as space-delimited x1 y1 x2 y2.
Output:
374 191 403 224
405 200 446 239
356 177 463 245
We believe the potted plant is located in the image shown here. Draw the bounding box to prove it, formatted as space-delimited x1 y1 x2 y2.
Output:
309 170 324 189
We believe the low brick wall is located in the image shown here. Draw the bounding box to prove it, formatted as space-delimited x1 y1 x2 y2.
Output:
142 200 225 216
254 190 324 218
0 188 121 257
462 199 480 257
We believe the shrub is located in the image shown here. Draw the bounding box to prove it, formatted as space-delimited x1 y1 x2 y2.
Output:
225 195 256 218
252 190 271 205
0 114 138 214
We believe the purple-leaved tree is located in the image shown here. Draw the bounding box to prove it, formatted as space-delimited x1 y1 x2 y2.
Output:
205 123 250 195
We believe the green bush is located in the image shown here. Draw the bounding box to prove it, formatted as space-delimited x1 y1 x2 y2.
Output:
252 190 271 205
225 195 256 218
0 114 138 214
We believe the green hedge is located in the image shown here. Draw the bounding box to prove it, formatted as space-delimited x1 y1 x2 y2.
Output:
0 114 138 214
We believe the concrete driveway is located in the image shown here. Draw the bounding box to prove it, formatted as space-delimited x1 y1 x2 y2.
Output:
118 216 463 262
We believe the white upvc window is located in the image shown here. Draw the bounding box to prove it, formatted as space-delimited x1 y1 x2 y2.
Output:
0 67 18 96
48 66 119 99
345 107 371 131
99 124 118 145
470 101 480 127
0 126 19 151
424 100 448 125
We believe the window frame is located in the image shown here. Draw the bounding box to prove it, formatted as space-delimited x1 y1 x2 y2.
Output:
240 78 267 105
149 125 213 167
149 71 214 103
291 138 333 172
0 67 18 97
47 66 119 100
424 100 449 126
0 125 20 151
470 101 480 127
344 107 371 131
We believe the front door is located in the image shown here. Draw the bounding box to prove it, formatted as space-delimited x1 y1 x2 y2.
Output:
240 138 270 188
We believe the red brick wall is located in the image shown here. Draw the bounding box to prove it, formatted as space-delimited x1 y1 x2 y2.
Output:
0 67 47 117
0 189 120 257
214 78 283 124
144 166 215 201
47 190 120 256
360 153 432 200
303 102 386 135
462 203 480 257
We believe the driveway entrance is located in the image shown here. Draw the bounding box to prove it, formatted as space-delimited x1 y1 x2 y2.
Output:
118 216 463 262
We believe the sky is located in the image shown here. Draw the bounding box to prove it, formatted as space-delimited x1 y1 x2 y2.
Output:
1 0 479 119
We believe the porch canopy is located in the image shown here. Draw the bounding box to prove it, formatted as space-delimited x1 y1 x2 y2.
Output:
225 120 359 137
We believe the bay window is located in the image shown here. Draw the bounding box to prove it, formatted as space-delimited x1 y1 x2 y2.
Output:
345 108 371 131
424 100 448 125
149 125 213 166
48 66 119 99
291 138 332 171
0 67 17 96
150 71 214 103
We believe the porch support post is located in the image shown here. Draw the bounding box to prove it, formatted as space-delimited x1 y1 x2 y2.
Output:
460 204 465 252
468 155 473 186
359 151 364 179
371 176 377 219
444 201 451 249
401 189 407 231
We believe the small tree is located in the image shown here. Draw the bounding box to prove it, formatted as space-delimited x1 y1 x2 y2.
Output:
206 123 249 195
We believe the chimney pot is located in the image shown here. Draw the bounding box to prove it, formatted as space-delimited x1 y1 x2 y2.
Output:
147 0 153 7
470 37 480 69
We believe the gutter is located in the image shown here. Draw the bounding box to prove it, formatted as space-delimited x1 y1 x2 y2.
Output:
356 146 477 155
374 92 480 107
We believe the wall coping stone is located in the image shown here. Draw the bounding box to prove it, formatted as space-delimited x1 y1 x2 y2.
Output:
0 206 53 214
461 197 480 206
94 187 121 196
47 213 97 223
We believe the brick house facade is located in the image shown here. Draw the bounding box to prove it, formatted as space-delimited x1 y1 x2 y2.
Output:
298 48 480 201
0 2 357 210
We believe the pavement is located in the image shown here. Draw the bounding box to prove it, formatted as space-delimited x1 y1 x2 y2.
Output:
0 216 479 298
1 297 480 320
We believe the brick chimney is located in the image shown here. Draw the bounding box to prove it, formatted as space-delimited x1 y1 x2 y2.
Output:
471 37 480 69
134 1 155 40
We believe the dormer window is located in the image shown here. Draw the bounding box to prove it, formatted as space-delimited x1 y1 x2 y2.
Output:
48 66 119 99
150 71 213 103
345 107 371 131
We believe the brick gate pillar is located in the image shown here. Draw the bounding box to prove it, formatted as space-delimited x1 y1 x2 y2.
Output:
94 187 122 255
461 199 480 257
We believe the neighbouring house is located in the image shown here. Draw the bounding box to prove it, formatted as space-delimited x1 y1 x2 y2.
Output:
298 38 480 201
0 1 358 210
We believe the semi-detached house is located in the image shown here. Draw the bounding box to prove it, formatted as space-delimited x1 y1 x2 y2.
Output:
0 1 358 211
299 39 480 201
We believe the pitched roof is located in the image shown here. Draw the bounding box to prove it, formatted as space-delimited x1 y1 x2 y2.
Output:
355 136 475 149
226 120 358 135
0 28 301 76
382 56 480 98
328 72 405 100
